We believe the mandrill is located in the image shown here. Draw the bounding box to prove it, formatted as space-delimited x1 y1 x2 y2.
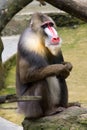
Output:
16 12 72 119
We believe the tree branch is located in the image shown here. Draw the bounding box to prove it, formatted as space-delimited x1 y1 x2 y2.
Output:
0 0 33 32
45 0 87 22
0 94 41 104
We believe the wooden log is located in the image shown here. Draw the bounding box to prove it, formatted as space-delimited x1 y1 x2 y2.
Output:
0 94 41 104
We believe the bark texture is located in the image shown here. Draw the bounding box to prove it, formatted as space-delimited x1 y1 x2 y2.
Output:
45 0 87 22
0 0 32 32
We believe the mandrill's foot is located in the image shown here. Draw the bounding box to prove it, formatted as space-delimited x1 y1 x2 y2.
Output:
45 107 66 116
68 102 81 107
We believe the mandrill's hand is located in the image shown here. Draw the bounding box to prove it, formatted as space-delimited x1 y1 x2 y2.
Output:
62 62 73 71
59 62 73 79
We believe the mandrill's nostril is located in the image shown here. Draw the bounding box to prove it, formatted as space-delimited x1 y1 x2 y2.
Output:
51 37 60 43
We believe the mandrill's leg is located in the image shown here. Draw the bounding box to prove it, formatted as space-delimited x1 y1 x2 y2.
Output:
21 80 50 119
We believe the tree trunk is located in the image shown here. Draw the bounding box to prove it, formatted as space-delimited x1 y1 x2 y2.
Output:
45 0 87 22
22 106 87 130
0 37 4 90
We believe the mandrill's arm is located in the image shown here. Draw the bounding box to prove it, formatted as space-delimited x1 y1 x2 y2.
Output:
19 58 72 84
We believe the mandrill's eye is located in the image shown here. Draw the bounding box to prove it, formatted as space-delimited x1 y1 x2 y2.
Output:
49 22 54 27
41 24 47 29
41 22 54 29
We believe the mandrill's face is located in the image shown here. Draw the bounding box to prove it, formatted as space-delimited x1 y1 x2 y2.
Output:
41 21 62 55
30 13 62 56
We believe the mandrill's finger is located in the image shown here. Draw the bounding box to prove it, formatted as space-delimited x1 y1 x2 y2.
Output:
62 62 73 71
59 66 70 79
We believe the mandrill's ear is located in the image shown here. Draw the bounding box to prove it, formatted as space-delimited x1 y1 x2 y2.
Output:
29 19 33 28
37 0 46 6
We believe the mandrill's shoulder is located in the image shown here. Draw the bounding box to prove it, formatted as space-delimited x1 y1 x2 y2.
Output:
18 28 42 51
19 28 34 44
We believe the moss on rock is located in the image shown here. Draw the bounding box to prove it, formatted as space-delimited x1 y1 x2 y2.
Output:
22 107 87 130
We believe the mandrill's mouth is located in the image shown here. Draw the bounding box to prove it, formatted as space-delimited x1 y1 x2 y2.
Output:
51 37 60 45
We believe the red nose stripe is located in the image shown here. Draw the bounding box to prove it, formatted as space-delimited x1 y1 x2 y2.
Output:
48 25 57 37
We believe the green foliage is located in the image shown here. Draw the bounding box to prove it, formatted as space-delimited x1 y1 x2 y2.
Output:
0 87 16 95
4 54 16 75
50 14 85 27
0 63 5 90
5 66 16 88
0 54 16 94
